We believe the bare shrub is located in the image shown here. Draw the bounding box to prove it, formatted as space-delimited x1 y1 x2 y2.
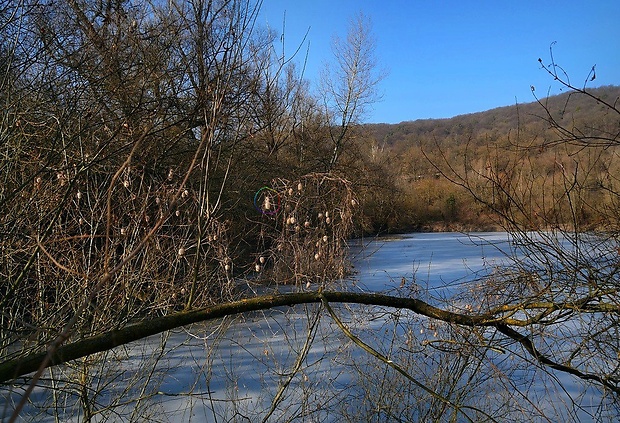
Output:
253 173 357 287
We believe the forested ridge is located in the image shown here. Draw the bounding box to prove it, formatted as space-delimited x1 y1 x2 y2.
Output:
359 85 620 232
369 85 620 146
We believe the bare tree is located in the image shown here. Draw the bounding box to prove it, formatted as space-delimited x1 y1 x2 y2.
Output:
320 12 385 171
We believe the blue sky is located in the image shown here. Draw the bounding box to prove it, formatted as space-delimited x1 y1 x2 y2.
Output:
259 0 620 124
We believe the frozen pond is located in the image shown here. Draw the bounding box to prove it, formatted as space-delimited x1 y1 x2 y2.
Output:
349 231 513 290
2 232 616 422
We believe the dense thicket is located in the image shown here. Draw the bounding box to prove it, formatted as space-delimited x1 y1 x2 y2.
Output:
0 0 381 411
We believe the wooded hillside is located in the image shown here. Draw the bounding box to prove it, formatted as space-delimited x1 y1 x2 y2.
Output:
358 85 620 232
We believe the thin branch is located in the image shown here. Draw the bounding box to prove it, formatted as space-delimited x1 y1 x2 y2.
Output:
495 324 620 395
319 295 491 423
261 304 322 422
